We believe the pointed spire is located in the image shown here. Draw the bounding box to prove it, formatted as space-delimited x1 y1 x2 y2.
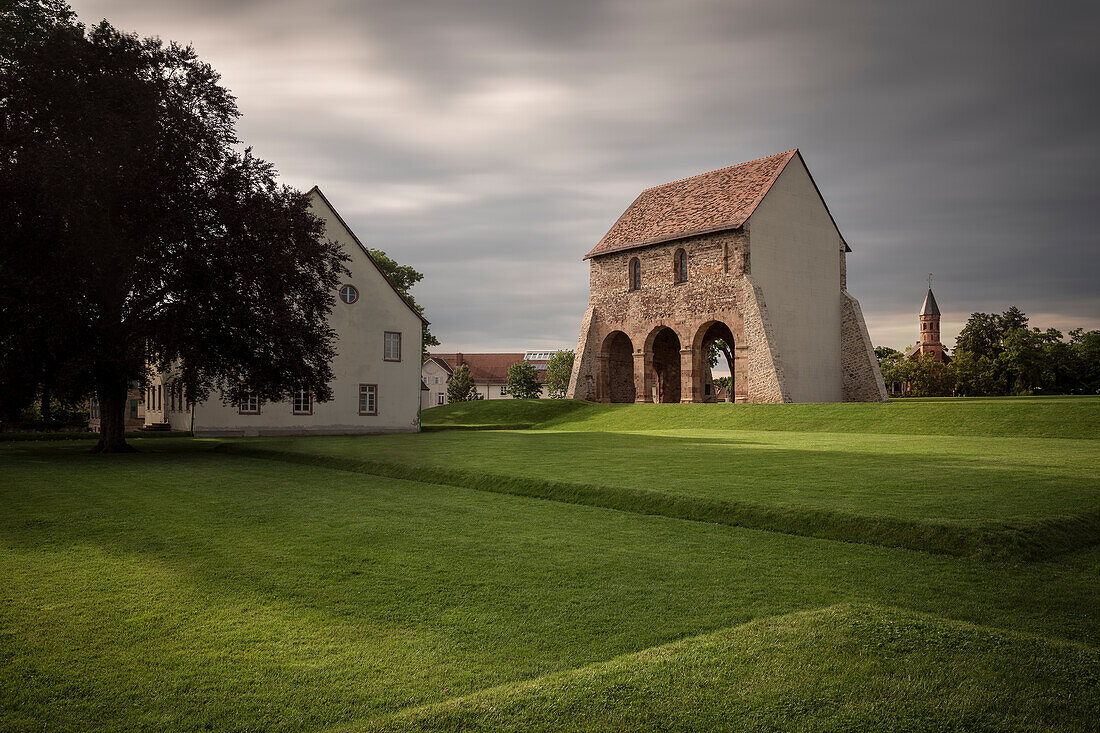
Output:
920 285 940 316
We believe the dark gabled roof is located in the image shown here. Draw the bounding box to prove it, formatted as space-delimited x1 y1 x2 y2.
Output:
306 186 429 325
920 288 940 316
430 353 547 385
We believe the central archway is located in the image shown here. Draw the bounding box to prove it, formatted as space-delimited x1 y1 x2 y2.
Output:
694 320 737 402
601 331 636 403
650 327 681 403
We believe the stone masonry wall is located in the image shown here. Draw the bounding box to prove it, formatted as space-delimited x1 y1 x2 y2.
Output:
567 305 597 401
566 229 789 403
841 291 889 402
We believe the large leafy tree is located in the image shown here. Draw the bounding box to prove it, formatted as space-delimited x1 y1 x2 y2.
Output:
505 361 541 399
0 3 347 451
445 364 477 403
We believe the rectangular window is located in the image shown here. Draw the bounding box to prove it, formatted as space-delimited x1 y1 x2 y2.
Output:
384 331 402 362
436 392 445 405
292 388 313 415
130 400 138 419
433 376 440 385
359 384 377 415
500 383 507 395
157 384 162 411
91 397 100 420
239 392 260 415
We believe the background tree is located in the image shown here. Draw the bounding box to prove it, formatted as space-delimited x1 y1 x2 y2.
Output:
1069 329 1100 394
900 354 954 397
875 346 904 393
707 339 735 376
544 350 574 399
446 364 477 403
368 248 437 354
505 361 541 399
0 4 347 450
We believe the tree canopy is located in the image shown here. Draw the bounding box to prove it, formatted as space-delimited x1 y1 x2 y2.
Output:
544 350 574 399
505 361 541 399
876 308 1099 397
446 364 477 403
0 1 347 450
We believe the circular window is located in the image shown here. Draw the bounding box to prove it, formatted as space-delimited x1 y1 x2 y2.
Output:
339 284 359 304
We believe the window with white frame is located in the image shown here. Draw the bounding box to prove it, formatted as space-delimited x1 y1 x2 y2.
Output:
292 388 312 415
436 393 445 405
359 384 377 415
384 331 402 361
239 392 260 414
500 383 508 395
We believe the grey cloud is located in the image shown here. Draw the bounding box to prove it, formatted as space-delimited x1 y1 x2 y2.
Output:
71 0 1100 351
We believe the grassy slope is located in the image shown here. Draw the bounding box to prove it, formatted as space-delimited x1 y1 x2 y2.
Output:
423 396 1100 440
2 442 1098 730
371 605 1100 732
235 399 1100 559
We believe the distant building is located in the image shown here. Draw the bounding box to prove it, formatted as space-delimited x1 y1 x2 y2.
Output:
566 149 887 403
423 351 555 407
905 280 950 363
138 187 428 436
88 383 144 431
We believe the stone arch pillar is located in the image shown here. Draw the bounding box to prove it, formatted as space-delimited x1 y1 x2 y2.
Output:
680 348 698 403
633 349 653 403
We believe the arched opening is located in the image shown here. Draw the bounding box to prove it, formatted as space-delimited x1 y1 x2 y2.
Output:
650 327 681 403
695 321 737 403
674 248 687 283
601 331 636 403
629 257 641 291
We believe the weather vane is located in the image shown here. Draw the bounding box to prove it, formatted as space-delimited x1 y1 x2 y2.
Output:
928 273 933 288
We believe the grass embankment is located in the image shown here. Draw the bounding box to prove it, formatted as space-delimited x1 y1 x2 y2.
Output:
2 442 1098 730
372 605 1100 732
231 397 1100 560
424 395 1100 439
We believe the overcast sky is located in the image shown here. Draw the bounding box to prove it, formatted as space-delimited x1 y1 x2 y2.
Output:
73 0 1100 353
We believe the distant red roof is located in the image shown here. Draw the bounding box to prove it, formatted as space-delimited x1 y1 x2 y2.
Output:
431 353 547 384
585 149 799 259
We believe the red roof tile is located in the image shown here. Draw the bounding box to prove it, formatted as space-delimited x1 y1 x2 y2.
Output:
584 149 798 259
431 353 547 384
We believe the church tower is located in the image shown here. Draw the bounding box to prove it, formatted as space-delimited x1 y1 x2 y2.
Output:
918 275 944 361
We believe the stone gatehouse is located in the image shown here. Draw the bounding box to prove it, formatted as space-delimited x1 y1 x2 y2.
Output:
566 149 887 404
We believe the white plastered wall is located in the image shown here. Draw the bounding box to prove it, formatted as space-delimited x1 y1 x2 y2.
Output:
181 189 424 435
421 360 451 409
745 156 844 402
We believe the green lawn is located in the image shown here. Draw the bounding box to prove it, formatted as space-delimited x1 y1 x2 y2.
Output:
374 605 1100 732
228 399 1100 559
424 395 1100 439
2 398 1099 730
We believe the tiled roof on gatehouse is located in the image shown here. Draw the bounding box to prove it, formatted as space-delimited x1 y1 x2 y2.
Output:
585 149 798 259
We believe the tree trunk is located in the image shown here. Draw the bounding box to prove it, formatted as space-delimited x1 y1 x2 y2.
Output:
40 382 52 429
720 345 736 403
93 376 135 453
